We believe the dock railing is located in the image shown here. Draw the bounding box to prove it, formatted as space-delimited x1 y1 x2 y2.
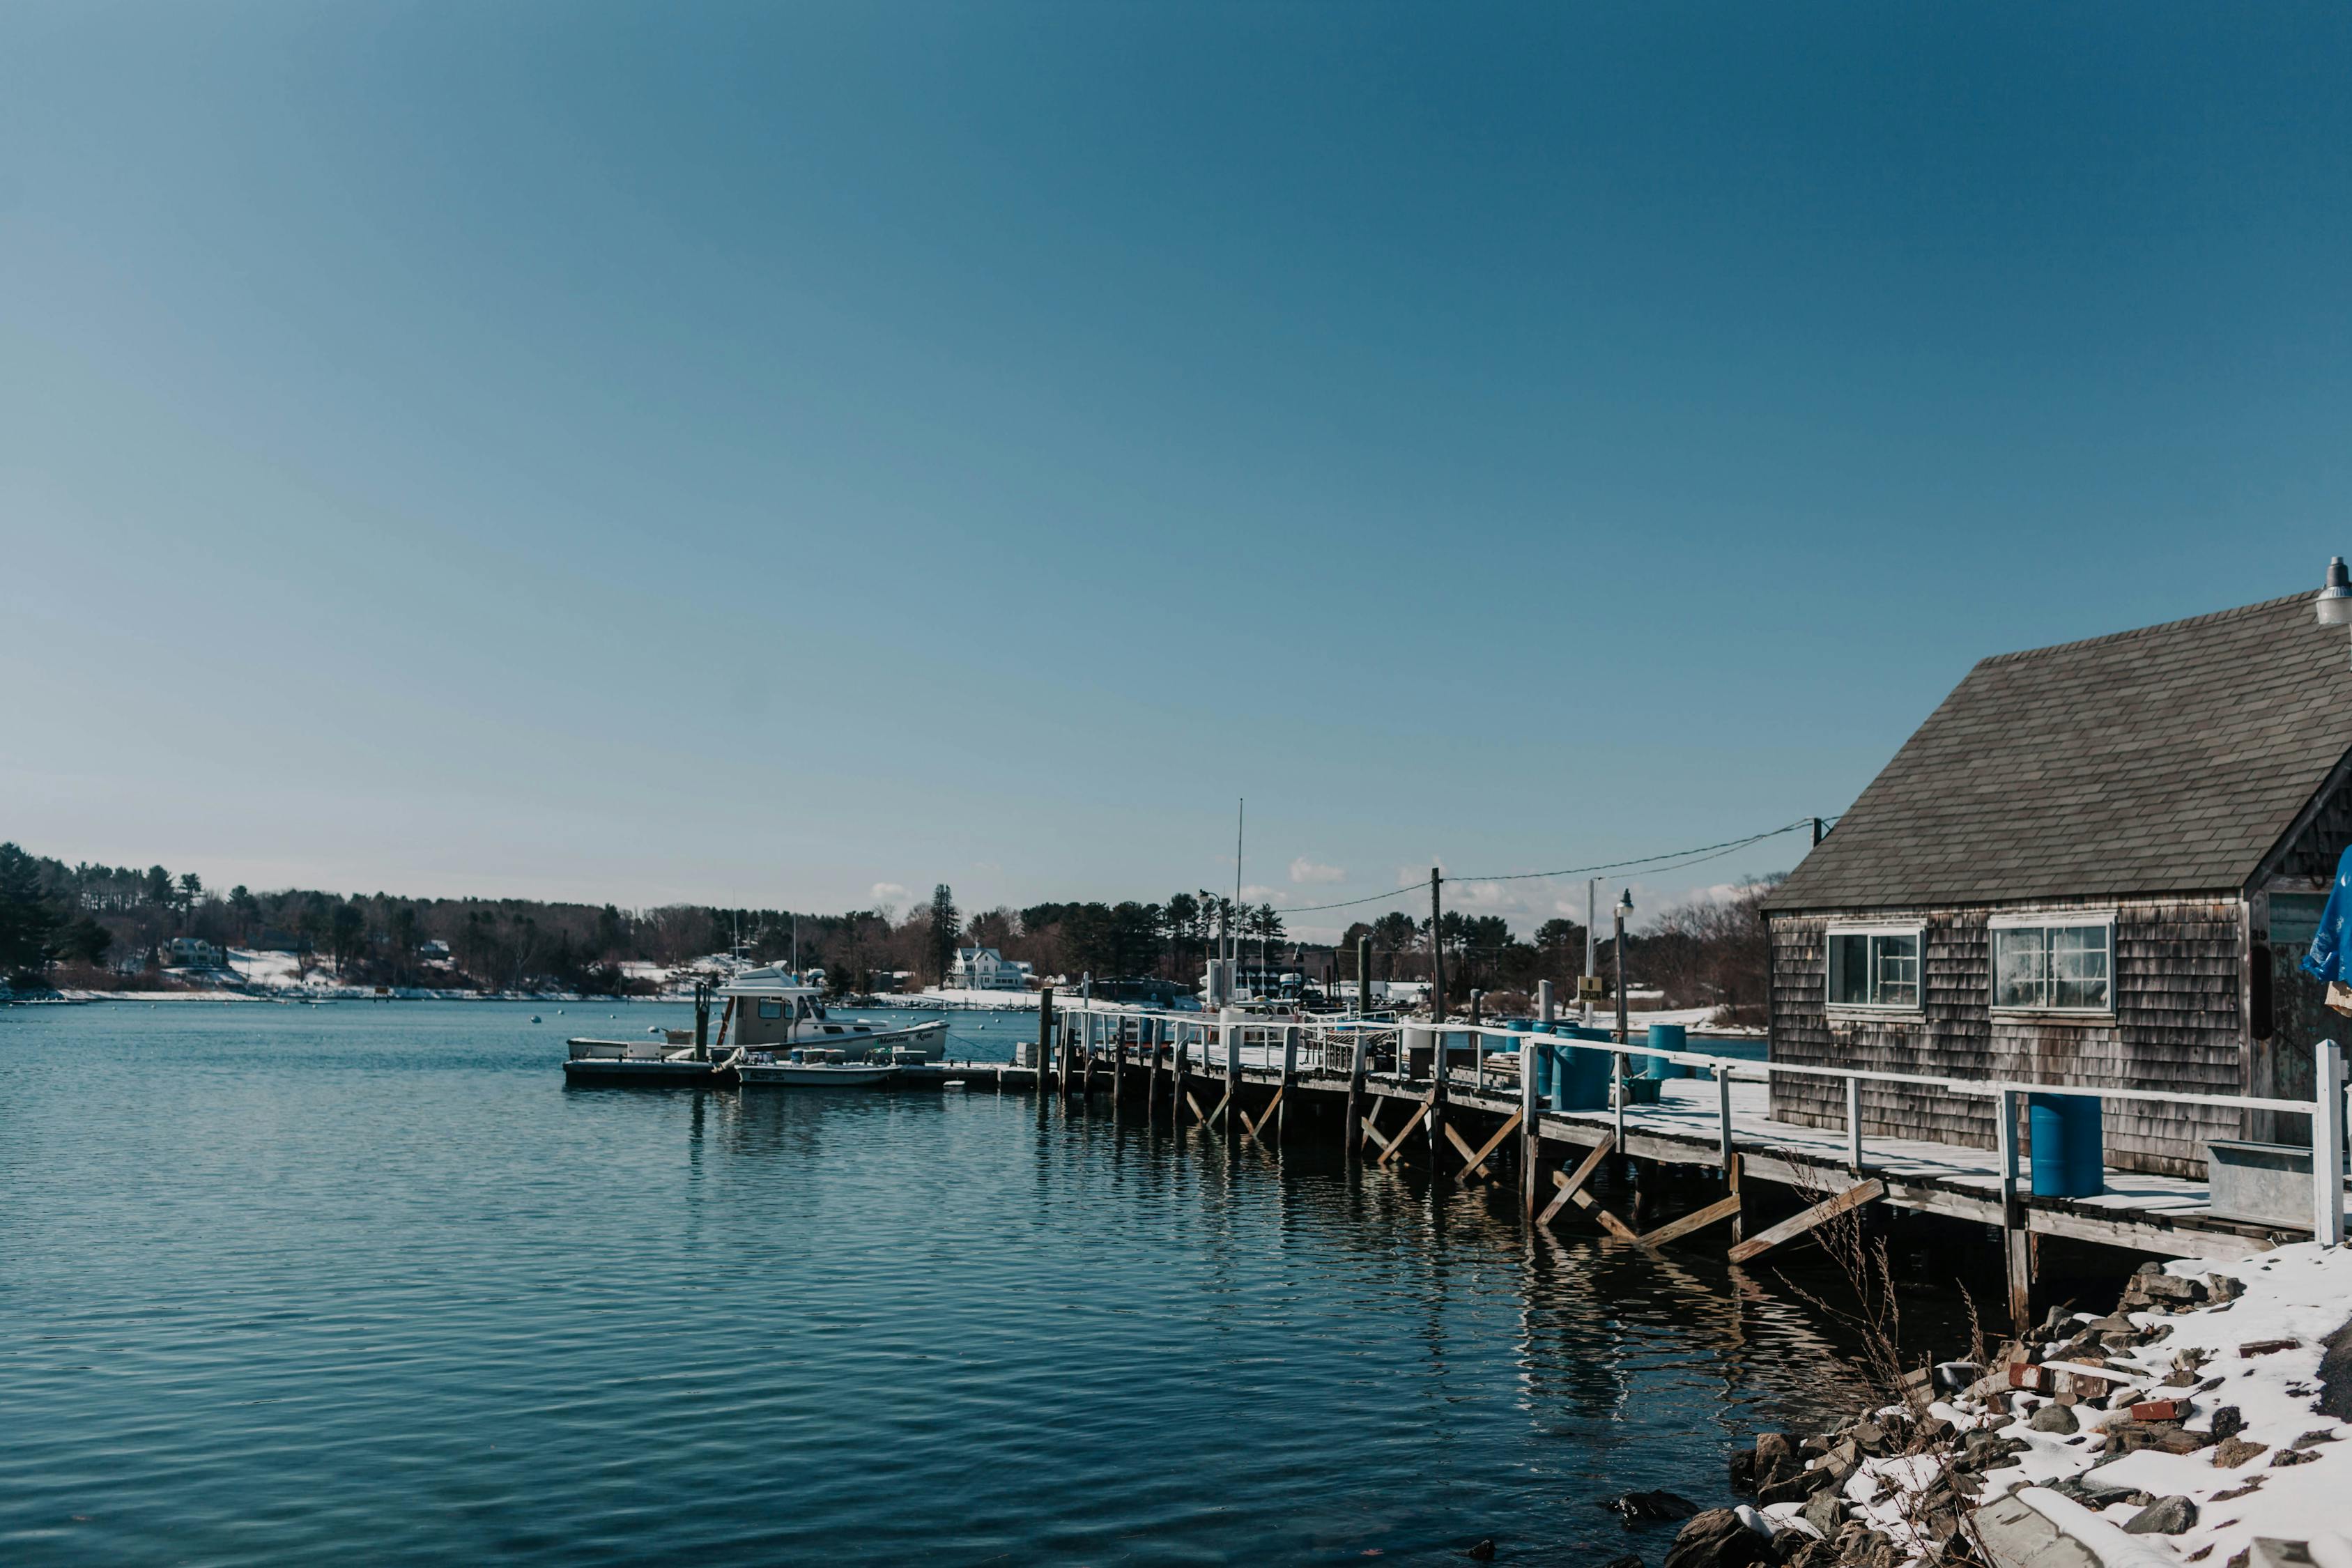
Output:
1055 999 2350 1245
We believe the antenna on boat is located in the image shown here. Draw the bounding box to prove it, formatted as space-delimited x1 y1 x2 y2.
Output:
1233 797 1245 981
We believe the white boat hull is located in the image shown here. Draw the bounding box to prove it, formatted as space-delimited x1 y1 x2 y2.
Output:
738 1062 902 1088
787 1018 948 1059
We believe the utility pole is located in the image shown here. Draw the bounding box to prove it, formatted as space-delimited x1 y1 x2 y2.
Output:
1583 877 1598 1027
1613 890 1631 1044
1428 866 1447 1171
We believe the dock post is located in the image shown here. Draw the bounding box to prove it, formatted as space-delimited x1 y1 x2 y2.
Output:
1078 974 1093 1100
1172 1020 1191 1125
2316 1038 2346 1246
1279 1024 1298 1142
1716 1067 1742 1242
1845 1076 1865 1169
1345 1025 1369 1159
1996 1086 2032 1332
1037 987 1056 1099
1612 1050 1627 1151
1148 1017 1165 1119
1427 868 1448 1172
693 981 709 1061
1223 1007 1242 1142
1523 982 1549 1220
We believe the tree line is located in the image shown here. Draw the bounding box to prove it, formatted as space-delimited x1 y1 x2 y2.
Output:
0 840 1780 1017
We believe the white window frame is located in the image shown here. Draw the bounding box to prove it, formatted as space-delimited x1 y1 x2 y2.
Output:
1824 923 1926 1015
1988 912 2116 1018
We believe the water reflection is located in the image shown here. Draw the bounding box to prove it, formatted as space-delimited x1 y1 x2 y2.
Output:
3 1003 1955 1568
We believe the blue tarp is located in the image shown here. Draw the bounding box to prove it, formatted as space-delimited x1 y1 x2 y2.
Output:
2300 843 2352 985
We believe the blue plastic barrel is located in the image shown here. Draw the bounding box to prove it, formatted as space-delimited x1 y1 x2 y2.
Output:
2029 1093 2105 1198
1551 1039 1613 1111
1505 1021 1548 1101
1643 1024 1689 1078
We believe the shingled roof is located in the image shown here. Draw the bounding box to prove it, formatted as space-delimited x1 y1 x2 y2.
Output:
1764 591 2352 914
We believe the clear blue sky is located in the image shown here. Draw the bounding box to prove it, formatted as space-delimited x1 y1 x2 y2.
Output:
6 3 2349 937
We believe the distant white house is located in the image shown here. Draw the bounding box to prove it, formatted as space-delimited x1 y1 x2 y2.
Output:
418 939 452 964
948 946 1031 990
161 937 222 969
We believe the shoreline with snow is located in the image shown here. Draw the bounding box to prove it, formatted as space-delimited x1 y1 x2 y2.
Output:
1684 1244 2351 1568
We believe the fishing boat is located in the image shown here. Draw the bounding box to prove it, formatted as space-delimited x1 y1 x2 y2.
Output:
562 967 945 1086
714 967 948 1061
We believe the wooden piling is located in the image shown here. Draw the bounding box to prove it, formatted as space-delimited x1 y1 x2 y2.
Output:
1171 1019 1191 1126
1996 1087 2032 1332
1345 1017 1369 1158
1037 987 1056 1100
1279 1023 1298 1142
1527 981 1552 1219
1077 1006 1096 1105
1222 1008 1242 1142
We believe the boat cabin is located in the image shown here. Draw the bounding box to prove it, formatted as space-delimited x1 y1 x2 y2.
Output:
722 967 831 1049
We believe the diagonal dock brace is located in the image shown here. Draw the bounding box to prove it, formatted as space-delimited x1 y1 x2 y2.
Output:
1637 1193 1746 1250
1539 1135 1639 1240
1636 1153 1744 1249
1377 1090 1436 1168
1726 1178 1886 1265
1445 1112 1521 1184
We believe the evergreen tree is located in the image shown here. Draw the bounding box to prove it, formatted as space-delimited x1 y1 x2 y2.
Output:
928 884 958 984
0 843 59 981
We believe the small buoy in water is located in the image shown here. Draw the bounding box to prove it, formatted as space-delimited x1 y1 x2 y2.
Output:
530 1015 542 1024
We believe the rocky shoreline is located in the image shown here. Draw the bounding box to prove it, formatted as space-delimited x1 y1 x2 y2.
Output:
1588 1243 2352 1568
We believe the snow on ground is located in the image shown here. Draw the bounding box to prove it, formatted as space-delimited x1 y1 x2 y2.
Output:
1985 1245 2350 1565
904 987 1041 1009
1824 1243 2352 1567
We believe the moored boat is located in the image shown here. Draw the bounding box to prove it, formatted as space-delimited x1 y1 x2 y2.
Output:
716 967 948 1061
563 1036 735 1085
560 968 946 1085
737 1048 904 1088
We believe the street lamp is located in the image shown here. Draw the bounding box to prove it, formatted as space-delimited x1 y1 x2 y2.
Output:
1613 889 1634 1045
2319 559 2352 668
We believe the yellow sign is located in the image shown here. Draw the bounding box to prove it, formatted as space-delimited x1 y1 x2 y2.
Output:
1576 976 1605 999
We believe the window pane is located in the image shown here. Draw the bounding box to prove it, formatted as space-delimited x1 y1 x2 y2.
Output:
1994 928 2045 1008
2050 925 2110 1010
1875 934 1919 1008
1831 934 1874 1004
1827 935 1864 1004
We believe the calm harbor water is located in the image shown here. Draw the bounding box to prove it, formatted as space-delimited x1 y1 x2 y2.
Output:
3 1001 1942 1566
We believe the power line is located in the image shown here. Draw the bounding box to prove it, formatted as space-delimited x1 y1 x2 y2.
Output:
1280 817 1826 916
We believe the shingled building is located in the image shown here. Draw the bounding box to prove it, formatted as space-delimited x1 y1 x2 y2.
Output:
1761 590 2352 1176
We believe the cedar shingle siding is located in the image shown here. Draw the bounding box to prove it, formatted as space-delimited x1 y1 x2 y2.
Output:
1763 590 2352 1176
1768 902 2242 1176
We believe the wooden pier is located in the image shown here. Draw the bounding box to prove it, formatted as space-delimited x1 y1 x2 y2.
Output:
887 996 2349 1334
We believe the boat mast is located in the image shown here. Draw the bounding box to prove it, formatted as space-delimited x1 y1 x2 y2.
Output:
1233 797 1245 990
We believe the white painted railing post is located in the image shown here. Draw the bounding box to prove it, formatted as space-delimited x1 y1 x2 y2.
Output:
1221 1006 1241 1125
1716 1068 1734 1171
2316 1038 2346 1247
1613 1050 1627 1148
1845 1076 1865 1169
